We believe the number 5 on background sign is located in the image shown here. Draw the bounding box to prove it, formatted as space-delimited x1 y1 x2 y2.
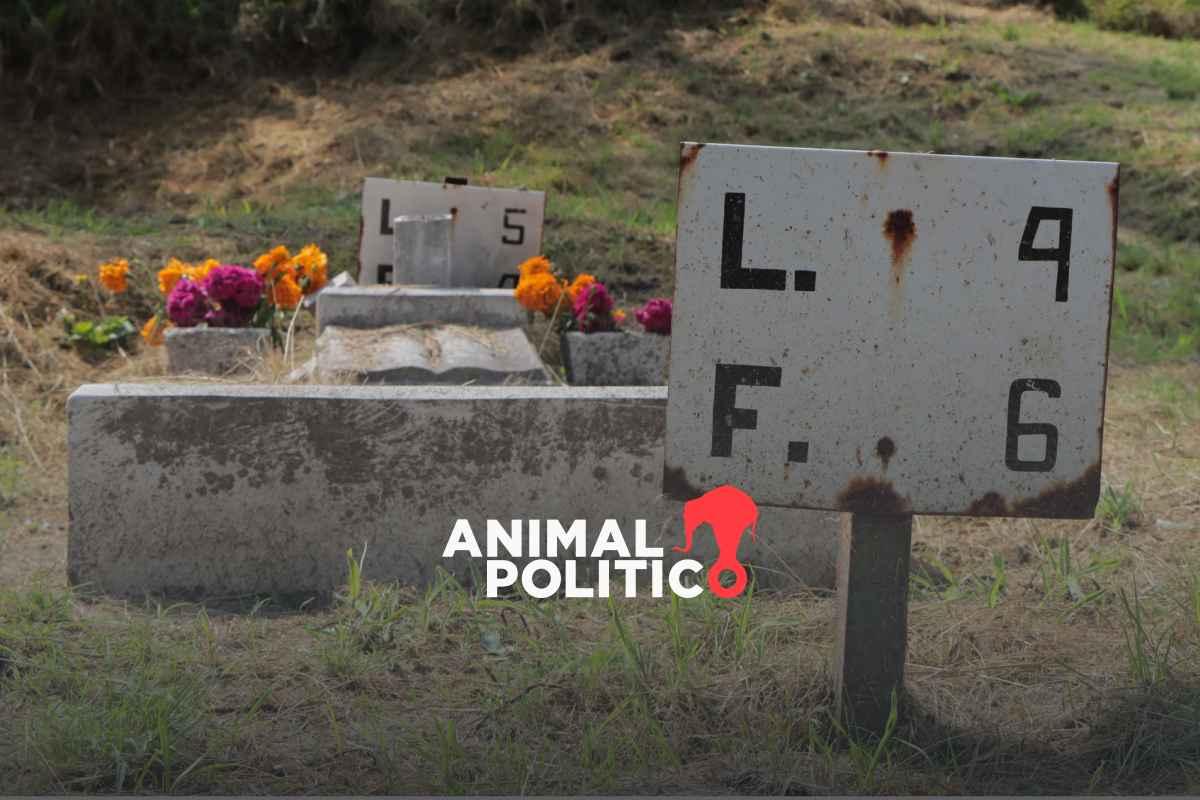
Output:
663 143 1118 519
357 178 546 288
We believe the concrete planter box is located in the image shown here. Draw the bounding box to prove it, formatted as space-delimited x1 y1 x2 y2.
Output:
561 331 669 386
166 327 269 376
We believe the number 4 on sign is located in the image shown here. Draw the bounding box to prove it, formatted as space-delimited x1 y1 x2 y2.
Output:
1019 206 1073 302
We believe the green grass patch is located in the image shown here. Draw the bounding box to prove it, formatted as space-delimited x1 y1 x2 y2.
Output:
1112 238 1200 361
1147 57 1200 99
1087 0 1200 39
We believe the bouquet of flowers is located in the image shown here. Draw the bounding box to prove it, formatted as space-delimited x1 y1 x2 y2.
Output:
141 244 328 347
633 298 672 335
513 255 673 337
513 255 627 333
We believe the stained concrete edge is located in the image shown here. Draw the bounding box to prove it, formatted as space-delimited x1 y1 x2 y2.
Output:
316 286 525 331
70 383 666 402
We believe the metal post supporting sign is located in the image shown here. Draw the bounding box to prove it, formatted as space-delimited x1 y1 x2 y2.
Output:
662 142 1119 734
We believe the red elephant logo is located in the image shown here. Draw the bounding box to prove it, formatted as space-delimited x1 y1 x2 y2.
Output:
674 484 759 598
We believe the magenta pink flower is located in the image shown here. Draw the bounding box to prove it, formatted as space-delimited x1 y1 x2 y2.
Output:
166 279 210 328
203 264 264 310
573 283 617 333
635 298 672 335
204 304 255 328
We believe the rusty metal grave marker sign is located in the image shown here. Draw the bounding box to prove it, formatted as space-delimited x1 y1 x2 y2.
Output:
663 142 1119 734
358 177 546 288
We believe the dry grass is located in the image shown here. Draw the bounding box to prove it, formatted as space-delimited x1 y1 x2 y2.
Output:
0 241 1197 790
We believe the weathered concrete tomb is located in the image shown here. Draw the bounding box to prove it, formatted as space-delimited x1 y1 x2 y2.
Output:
68 384 837 600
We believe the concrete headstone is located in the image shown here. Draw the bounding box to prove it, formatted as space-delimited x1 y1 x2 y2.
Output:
393 213 453 287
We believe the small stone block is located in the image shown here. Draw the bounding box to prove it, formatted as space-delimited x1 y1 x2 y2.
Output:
165 327 269 376
561 331 669 386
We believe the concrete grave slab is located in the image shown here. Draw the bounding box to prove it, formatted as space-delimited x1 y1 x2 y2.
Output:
68 384 838 600
314 324 554 385
317 286 525 331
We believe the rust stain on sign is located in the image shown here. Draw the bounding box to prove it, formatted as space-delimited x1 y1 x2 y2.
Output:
883 209 916 318
965 491 1008 516
1107 174 1120 259
680 142 706 174
1011 462 1101 518
875 436 896 468
867 149 890 166
883 209 916 278
836 477 911 515
961 463 1100 517
677 143 706 207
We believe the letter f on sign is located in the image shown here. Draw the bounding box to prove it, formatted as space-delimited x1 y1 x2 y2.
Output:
711 363 782 457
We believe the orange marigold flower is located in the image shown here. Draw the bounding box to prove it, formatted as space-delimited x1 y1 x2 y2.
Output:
140 315 167 346
184 258 219 283
567 273 596 302
614 309 627 325
515 272 565 315
97 258 129 294
158 259 187 296
291 243 328 295
518 255 553 281
255 246 293 281
271 273 303 310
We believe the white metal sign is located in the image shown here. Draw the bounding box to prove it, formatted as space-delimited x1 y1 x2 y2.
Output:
664 143 1118 518
357 177 546 287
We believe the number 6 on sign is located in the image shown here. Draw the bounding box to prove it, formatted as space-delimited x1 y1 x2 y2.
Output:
1005 379 1060 472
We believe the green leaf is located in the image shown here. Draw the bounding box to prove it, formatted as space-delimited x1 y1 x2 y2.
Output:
45 2 67 32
